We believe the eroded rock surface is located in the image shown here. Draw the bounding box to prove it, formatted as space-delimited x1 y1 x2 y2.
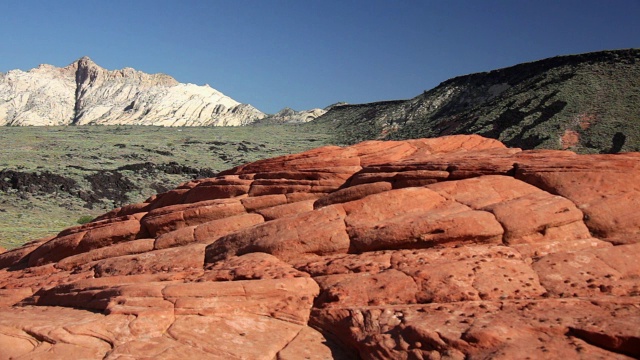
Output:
1 135 639 359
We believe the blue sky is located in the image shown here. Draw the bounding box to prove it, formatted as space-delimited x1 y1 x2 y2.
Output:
1 0 638 114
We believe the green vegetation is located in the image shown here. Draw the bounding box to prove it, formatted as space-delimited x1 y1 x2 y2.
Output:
76 215 95 225
0 124 333 249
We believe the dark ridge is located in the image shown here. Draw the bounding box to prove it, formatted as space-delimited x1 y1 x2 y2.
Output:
437 48 639 88
326 100 407 109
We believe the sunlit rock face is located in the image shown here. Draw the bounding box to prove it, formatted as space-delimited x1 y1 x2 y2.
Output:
0 56 264 126
261 107 327 124
1 135 639 359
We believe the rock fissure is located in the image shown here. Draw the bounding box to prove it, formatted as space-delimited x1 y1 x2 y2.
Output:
484 210 509 247
22 328 55 345
275 326 305 358
566 326 640 358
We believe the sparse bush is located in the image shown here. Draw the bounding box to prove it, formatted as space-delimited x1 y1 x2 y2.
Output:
77 215 94 225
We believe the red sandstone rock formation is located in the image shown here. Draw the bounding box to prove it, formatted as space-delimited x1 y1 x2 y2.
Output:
1 135 639 359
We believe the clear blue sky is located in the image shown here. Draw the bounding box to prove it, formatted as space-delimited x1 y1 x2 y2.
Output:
1 0 638 114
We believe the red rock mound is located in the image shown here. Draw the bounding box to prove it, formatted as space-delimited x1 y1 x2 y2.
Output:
1 135 639 359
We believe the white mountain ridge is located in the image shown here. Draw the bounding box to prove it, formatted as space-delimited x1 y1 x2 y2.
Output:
0 57 319 126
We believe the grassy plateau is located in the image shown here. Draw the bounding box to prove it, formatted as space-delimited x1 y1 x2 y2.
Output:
0 124 333 249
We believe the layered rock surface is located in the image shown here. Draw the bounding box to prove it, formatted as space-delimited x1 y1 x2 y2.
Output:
0 57 264 126
1 135 639 359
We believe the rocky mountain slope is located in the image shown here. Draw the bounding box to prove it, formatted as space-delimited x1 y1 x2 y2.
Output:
1 135 639 359
313 49 640 153
0 57 265 126
255 107 327 125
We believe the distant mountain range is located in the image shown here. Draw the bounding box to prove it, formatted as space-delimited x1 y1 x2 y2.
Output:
0 57 325 126
313 49 640 153
2 50 639 153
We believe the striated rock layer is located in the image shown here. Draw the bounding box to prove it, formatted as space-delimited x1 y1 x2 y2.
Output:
1 135 639 359
0 57 264 126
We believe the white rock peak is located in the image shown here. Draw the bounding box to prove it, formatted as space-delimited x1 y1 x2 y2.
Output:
0 57 265 126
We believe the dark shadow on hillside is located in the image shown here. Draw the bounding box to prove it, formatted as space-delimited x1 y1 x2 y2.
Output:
605 132 626 154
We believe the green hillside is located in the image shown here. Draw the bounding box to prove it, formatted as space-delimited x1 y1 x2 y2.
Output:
312 49 640 153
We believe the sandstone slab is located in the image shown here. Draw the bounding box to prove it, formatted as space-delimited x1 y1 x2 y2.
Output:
1 136 639 359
